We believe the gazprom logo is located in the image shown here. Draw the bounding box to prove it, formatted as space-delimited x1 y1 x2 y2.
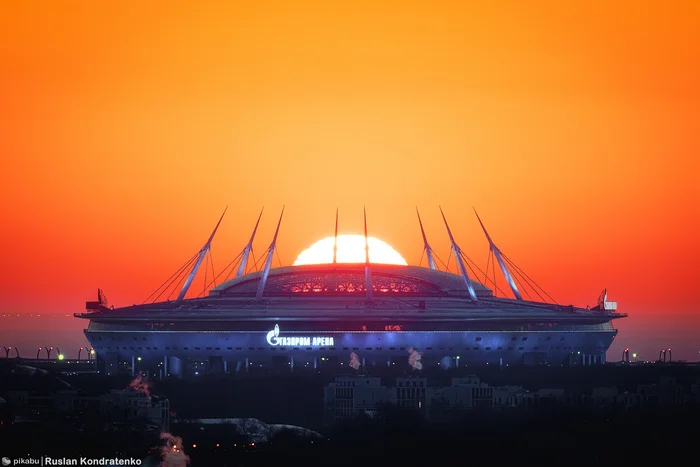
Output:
266 324 334 347
266 324 281 345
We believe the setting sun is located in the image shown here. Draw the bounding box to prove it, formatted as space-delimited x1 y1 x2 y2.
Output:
293 235 408 266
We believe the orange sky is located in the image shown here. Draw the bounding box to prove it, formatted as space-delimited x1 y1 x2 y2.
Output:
0 1 698 317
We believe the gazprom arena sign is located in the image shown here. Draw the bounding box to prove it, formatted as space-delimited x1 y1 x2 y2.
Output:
266 324 335 347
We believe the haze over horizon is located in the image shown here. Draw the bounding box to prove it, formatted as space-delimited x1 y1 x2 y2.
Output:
1 0 698 356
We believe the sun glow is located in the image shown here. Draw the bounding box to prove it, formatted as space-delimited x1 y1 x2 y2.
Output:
293 235 408 266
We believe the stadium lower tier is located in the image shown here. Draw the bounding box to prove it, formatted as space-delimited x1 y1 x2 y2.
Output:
86 326 617 377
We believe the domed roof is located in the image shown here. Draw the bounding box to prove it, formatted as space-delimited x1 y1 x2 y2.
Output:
209 263 491 297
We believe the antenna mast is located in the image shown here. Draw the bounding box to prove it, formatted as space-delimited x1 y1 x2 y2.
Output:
177 207 227 301
473 208 522 300
416 208 437 270
364 206 373 300
236 207 264 277
333 207 339 264
256 207 285 301
439 207 478 302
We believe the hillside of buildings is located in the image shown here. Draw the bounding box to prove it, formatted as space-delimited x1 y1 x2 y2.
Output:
1 362 698 463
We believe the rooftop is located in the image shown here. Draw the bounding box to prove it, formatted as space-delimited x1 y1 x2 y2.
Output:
210 263 492 298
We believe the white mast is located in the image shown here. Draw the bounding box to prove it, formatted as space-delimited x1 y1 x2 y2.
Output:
333 207 339 264
255 207 285 301
364 206 373 299
439 207 478 302
416 208 437 270
235 207 264 277
177 207 228 301
473 208 523 300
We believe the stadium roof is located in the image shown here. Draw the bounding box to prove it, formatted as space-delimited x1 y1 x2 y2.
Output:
209 263 492 297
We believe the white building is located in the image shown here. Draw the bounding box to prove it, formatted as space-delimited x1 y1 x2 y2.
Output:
99 389 170 431
324 376 390 425
493 386 523 407
426 376 495 419
390 377 428 414
637 376 683 407
2 389 169 431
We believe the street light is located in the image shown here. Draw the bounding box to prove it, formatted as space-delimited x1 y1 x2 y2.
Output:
78 347 84 361
45 347 53 359
37 347 42 359
57 354 65 361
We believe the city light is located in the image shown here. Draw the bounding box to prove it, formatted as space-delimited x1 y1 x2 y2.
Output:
57 354 64 360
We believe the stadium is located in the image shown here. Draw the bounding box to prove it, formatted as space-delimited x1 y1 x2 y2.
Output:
75 208 626 378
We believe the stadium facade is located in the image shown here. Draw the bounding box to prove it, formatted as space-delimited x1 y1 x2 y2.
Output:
75 208 626 378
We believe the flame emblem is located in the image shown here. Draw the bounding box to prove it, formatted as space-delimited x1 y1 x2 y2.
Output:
267 324 280 345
